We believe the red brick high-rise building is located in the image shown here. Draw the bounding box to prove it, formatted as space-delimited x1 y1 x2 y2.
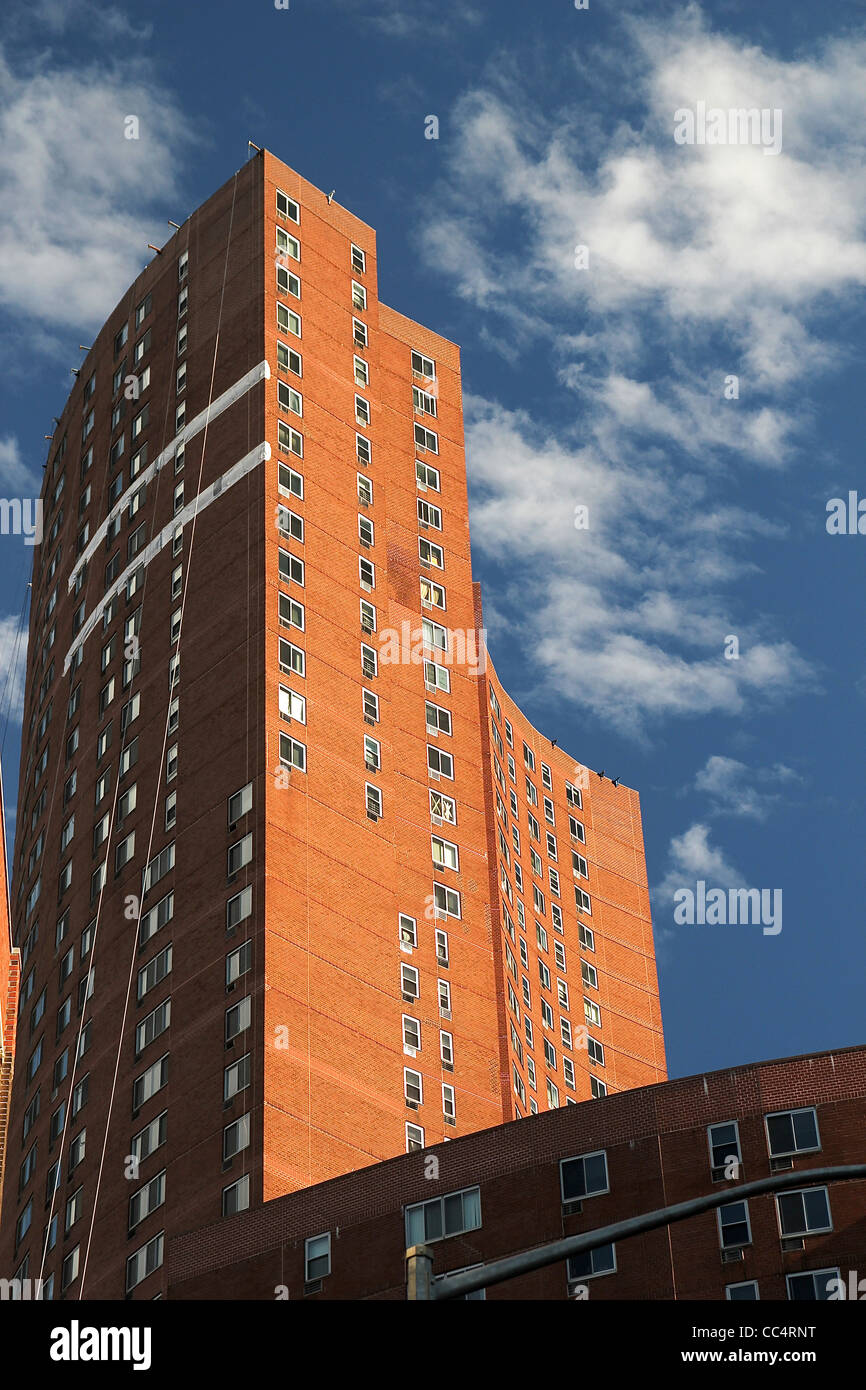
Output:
0 152 664 1299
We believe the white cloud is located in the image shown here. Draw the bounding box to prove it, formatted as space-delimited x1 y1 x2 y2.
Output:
0 436 40 494
417 6 866 732
0 41 198 341
465 396 814 736
694 754 800 819
653 821 742 939
420 11 866 436
15 0 153 41
334 0 482 39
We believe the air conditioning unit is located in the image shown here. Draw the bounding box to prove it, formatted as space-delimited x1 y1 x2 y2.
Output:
365 760 378 772
404 1046 417 1058
362 664 375 679
406 1100 418 1111
366 810 379 822
421 600 432 610
780 1237 805 1252
360 538 370 549
444 1115 456 1127
360 581 372 593
363 714 376 725
770 1156 795 1172
431 815 443 826
562 1200 583 1217
721 1248 744 1263
439 1008 451 1021
710 1165 730 1183
420 520 428 530
303 1279 323 1296
429 770 440 781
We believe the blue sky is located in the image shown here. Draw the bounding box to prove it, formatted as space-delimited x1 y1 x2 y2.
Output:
0 0 864 1080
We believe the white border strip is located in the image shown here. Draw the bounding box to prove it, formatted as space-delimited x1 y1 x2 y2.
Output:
63 441 271 675
69 360 270 589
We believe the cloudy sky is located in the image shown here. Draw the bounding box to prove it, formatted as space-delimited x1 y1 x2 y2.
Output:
0 0 863 1077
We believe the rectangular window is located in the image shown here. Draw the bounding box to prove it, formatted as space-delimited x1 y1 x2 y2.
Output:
224 1053 251 1102
718 1200 752 1250
276 265 301 299
427 745 453 779
785 1269 841 1301
277 304 301 338
279 639 305 677
143 843 175 894
765 1108 820 1159
279 732 307 772
135 999 171 1056
129 1170 166 1229
404 1068 423 1106
276 190 300 223
416 459 440 491
130 1111 167 1164
433 882 461 918
276 227 300 260
431 835 459 871
126 1232 163 1292
413 385 437 417
225 884 252 928
223 1113 251 1161
277 340 302 376
137 946 173 1003
411 350 436 379
225 995 251 1043
404 1188 481 1247
305 1233 331 1281
425 701 451 736
223 1174 250 1217
567 1244 615 1283
278 548 304 587
776 1187 832 1238
279 684 306 724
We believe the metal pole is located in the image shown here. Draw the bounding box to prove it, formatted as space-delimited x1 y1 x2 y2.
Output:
428 1162 866 1301
406 1244 434 1301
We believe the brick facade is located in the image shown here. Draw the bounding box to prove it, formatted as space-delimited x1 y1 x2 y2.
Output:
168 1047 866 1301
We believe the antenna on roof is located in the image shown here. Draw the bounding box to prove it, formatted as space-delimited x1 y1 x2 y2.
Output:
168 220 181 230
248 141 262 158
327 190 336 204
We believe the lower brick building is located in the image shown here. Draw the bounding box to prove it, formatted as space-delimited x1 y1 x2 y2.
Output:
167 1044 866 1300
